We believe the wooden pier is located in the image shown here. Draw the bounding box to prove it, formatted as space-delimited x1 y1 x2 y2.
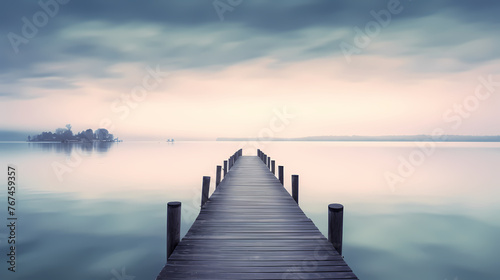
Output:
157 149 359 280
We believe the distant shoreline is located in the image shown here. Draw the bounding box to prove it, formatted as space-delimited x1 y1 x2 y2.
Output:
216 135 500 142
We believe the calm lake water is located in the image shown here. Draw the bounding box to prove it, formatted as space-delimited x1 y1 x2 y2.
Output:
0 141 499 280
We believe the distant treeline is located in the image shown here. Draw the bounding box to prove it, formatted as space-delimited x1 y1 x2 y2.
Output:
216 135 500 142
28 124 117 142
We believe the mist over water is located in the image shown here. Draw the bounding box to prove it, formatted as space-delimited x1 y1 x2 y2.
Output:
0 141 499 280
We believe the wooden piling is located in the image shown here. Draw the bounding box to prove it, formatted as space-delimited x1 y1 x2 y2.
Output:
291 175 299 204
223 160 227 177
216 166 221 187
201 176 210 207
278 165 284 185
271 160 276 175
328 203 344 256
166 201 181 260
267 157 271 169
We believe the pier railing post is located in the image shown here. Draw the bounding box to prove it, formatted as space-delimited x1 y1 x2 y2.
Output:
278 165 284 185
216 166 222 187
201 176 210 207
328 203 344 256
267 157 271 169
291 175 299 204
223 160 227 177
271 160 276 175
167 201 181 260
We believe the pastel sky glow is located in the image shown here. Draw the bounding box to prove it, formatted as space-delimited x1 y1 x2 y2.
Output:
1 0 499 140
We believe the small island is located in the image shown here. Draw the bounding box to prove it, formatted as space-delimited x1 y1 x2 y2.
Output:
28 124 121 143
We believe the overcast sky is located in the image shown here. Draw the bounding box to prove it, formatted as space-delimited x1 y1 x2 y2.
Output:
1 0 499 140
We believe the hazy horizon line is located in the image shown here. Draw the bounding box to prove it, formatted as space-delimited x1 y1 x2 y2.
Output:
2 129 500 142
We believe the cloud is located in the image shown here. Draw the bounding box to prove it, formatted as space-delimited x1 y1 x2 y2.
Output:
1 0 500 137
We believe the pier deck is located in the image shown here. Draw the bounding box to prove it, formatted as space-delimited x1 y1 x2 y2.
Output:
157 155 358 280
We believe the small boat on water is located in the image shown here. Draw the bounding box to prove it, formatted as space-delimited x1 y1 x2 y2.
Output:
166 139 175 142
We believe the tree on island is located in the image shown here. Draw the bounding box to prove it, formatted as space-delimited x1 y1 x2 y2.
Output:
29 125 118 142
94 128 114 141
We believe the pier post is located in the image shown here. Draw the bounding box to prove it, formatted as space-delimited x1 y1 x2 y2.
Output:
216 166 222 187
278 166 284 185
223 160 227 177
267 157 271 169
328 203 344 256
167 201 181 260
291 175 299 204
263 154 267 164
201 176 210 207
271 160 276 175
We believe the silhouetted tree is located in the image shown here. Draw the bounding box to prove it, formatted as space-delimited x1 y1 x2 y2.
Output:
85 129 93 141
94 128 109 141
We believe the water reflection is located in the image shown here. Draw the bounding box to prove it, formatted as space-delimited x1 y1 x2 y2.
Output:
28 142 116 155
0 141 498 280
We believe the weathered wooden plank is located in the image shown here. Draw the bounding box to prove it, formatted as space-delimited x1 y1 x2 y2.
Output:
157 155 358 280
